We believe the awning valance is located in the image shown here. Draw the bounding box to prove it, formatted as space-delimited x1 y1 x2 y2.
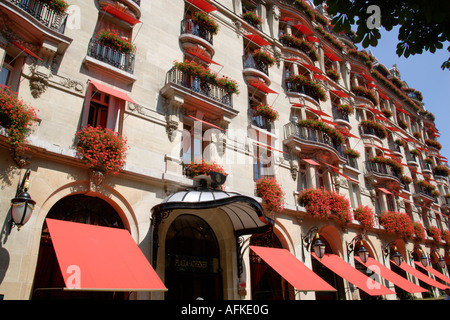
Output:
186 0 217 13
250 246 336 292
90 80 136 104
313 253 395 296
151 189 273 236
101 4 141 25
355 257 427 294
46 219 167 292
248 79 277 94
244 34 271 47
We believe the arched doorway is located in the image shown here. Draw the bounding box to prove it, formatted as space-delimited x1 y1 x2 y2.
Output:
31 194 126 300
164 214 222 300
311 235 346 300
250 232 293 300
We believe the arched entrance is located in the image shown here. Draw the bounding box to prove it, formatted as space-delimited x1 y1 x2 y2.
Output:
164 214 222 300
31 194 126 300
311 235 345 300
250 232 293 300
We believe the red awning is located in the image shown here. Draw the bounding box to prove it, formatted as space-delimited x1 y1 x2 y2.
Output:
313 74 327 81
330 89 350 98
324 52 341 62
375 116 388 122
340 129 359 139
379 92 389 100
46 219 167 292
386 126 402 133
414 262 450 285
250 246 336 292
12 41 42 60
322 119 337 126
331 168 359 184
243 34 271 46
186 49 222 66
248 79 277 94
90 80 136 103
280 17 293 22
186 0 217 13
312 253 395 296
367 107 384 115
378 187 392 194
391 260 449 290
101 4 141 25
307 107 331 118
355 257 427 294
303 159 320 166
292 24 313 35
300 63 324 74
396 107 411 116
186 114 225 131
306 36 320 43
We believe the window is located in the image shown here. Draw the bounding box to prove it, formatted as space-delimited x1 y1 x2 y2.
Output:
182 123 211 164
349 182 361 208
253 145 274 181
297 163 309 191
0 53 23 91
316 167 330 190
82 83 125 132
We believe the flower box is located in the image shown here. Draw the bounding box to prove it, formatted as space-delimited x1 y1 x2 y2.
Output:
370 156 403 175
242 11 262 26
326 69 340 82
379 211 414 239
286 74 327 101
417 179 436 192
442 230 450 246
434 165 450 177
351 85 378 105
425 138 442 150
359 120 388 139
185 159 227 178
252 49 275 67
394 139 406 148
343 148 360 158
398 119 408 130
413 222 426 243
337 104 353 115
381 108 392 118
96 29 135 54
255 104 278 121
297 119 344 144
75 125 128 174
426 226 442 244
353 205 375 229
41 0 69 14
0 87 38 154
280 34 319 62
256 177 285 213
193 11 219 35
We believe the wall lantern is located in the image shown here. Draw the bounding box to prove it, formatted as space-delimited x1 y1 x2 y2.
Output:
438 256 446 269
391 248 402 266
420 252 429 268
358 244 369 264
301 227 325 261
382 241 402 266
346 234 369 264
312 233 326 259
10 169 35 230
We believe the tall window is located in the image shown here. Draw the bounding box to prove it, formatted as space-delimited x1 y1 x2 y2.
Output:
88 90 109 128
253 145 273 181
182 123 211 163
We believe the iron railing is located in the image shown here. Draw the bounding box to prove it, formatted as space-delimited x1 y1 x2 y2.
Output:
243 54 269 76
180 19 214 45
87 38 136 74
166 67 233 107
285 80 320 103
365 160 401 181
8 0 67 32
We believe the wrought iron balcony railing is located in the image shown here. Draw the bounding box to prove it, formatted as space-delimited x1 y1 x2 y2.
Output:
180 19 214 45
87 38 135 74
365 161 401 181
285 80 320 103
243 54 269 76
8 0 67 33
249 109 273 131
165 67 233 107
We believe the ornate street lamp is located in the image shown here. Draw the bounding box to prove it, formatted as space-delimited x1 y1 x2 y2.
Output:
420 252 429 268
358 244 369 264
346 234 369 263
301 227 326 261
10 169 35 230
392 248 402 266
312 233 326 259
438 256 446 269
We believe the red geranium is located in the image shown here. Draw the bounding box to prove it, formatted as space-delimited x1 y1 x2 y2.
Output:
256 177 285 213
426 226 442 244
413 222 426 243
441 230 450 246
75 125 128 174
379 211 414 239
185 159 227 178
354 205 375 229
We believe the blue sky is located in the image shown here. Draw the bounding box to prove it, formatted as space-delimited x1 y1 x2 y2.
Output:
358 27 450 162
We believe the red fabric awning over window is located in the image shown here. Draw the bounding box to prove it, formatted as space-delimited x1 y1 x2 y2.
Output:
250 246 336 292
300 63 324 74
186 49 222 66
313 74 327 81
292 24 313 35
313 253 395 296
355 257 428 294
101 4 141 25
90 80 136 104
330 89 350 98
378 187 392 194
186 0 217 13
324 52 341 62
414 262 450 285
303 158 320 166
46 219 167 292
11 41 42 60
248 79 277 94
243 34 271 47
186 114 225 131
306 36 320 43
391 260 449 290
306 107 331 118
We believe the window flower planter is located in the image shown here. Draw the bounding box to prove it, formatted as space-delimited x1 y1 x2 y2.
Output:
398 119 408 130
242 11 262 26
351 85 378 105
255 104 278 121
75 125 128 174
185 159 227 178
395 139 406 148
379 211 415 239
252 49 275 68
256 177 285 213
343 148 360 158
286 74 327 102
326 69 340 82
413 222 426 243
297 119 344 144
298 188 352 225
193 11 219 35
381 108 392 118
280 34 319 62
359 120 388 139
0 87 38 154
417 179 437 193
442 230 450 246
434 165 450 177
41 0 69 14
353 205 375 229
96 29 136 54
426 226 442 244
425 138 442 150
370 156 403 175
337 104 354 115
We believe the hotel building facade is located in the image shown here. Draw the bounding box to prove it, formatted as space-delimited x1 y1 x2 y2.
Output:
0 0 449 300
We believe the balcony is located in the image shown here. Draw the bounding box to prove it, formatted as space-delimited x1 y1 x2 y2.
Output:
1 0 72 55
84 38 136 83
179 19 215 57
285 80 320 104
243 54 269 77
160 67 239 123
364 160 402 186
249 109 273 132
283 122 345 163
7 0 67 32
332 106 351 128
413 183 436 203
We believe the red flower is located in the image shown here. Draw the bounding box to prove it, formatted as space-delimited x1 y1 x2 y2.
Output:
256 177 285 213
426 226 442 244
185 159 227 178
354 205 375 229
413 222 426 243
379 211 414 239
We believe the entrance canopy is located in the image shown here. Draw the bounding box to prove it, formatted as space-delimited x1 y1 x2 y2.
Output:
312 253 395 296
355 257 427 294
46 218 167 292
250 246 336 292
151 188 273 236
